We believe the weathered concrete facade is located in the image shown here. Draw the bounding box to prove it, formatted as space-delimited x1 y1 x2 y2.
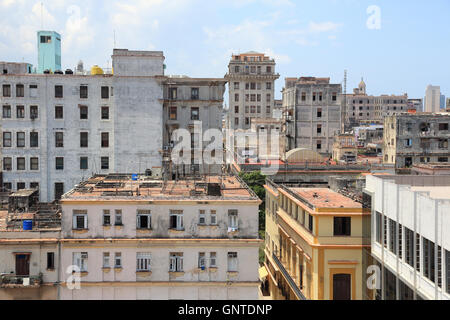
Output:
284 77 342 155
225 52 280 130
58 174 262 300
0 49 165 202
383 113 450 168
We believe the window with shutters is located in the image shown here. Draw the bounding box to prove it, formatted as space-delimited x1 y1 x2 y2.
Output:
3 132 11 147
55 132 64 148
55 106 63 119
55 85 63 98
103 253 110 268
199 210 206 225
210 210 217 225
3 157 12 171
3 105 11 118
16 84 24 97
137 210 152 229
114 253 122 268
103 210 111 226
210 252 217 268
30 132 39 148
228 210 238 230
170 211 184 230
73 252 88 272
198 252 206 269
17 158 25 171
73 211 87 230
169 253 184 272
115 210 123 226
101 86 109 99
227 252 238 272
17 132 25 147
137 253 151 272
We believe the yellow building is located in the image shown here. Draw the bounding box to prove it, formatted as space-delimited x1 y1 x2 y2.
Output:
263 180 371 300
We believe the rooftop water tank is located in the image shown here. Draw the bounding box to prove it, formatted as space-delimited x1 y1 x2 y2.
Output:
65 69 74 75
23 220 33 231
91 65 104 75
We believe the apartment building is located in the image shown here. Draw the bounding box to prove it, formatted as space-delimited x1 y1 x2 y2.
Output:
364 175 450 300
263 179 371 300
0 190 61 300
345 79 410 128
332 133 357 164
225 52 280 130
162 76 227 175
283 77 342 155
383 113 450 168
0 49 165 202
58 174 261 300
425 85 441 113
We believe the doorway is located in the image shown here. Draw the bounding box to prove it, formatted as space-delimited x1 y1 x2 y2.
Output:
333 274 351 300
15 254 30 276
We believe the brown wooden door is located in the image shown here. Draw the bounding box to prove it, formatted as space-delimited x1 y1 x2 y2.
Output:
15 255 30 276
333 274 351 300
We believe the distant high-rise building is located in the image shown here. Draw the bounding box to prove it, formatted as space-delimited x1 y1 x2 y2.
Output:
37 31 61 73
424 85 441 113
440 94 446 110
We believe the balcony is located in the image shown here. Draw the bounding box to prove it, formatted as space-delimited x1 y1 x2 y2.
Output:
0 273 43 288
272 254 307 300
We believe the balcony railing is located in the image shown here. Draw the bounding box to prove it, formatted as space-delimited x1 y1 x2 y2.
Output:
272 254 307 300
0 274 43 288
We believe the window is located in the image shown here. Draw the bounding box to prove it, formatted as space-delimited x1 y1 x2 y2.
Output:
137 210 152 229
137 253 151 272
17 182 26 190
250 105 256 114
308 215 314 233
169 88 177 100
29 84 38 98
438 157 449 163
30 106 38 119
191 88 199 100
301 92 306 102
101 86 109 99
103 210 111 226
2 105 11 118
405 227 414 267
235 106 239 114
114 253 122 268
198 252 206 269
234 66 240 73
375 212 382 244
199 210 206 225
389 219 397 255
115 210 123 226
30 132 39 148
266 106 271 114
210 210 217 225
191 107 199 120
446 250 450 294
55 85 63 98
227 252 238 272
17 105 25 118
30 182 39 190
266 94 271 102
228 210 238 230
170 210 184 230
404 139 412 147
40 35 52 43
257 105 261 114
80 106 88 119
80 132 89 148
101 133 109 148
3 132 11 147
334 217 351 236
169 107 177 120
439 123 449 131
101 107 109 120
3 157 12 171
80 157 88 170
266 82 272 90
423 237 436 283
55 183 64 200
266 66 272 73
332 93 337 101
438 139 448 150
234 82 240 90
16 84 24 97
17 132 25 147
55 132 64 148
234 118 239 126
317 124 322 134
316 141 322 151
317 108 322 118
103 253 110 268
210 252 217 268
235 94 239 102
101 157 109 170
30 157 39 171
55 106 63 119
169 253 184 272
47 252 55 270
3 84 11 97
17 158 25 170
3 183 12 192
56 157 64 170
80 85 88 99
73 253 88 272
73 211 87 230
416 234 421 272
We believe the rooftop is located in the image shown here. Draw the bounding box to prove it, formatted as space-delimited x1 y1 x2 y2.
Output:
62 174 260 203
288 188 362 209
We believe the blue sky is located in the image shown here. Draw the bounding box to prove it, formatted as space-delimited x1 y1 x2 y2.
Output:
0 0 449 100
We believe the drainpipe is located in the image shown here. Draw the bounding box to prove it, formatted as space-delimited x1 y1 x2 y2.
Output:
57 234 61 300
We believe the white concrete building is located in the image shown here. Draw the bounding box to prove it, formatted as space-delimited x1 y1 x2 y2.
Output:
58 174 261 300
425 85 441 113
1 49 165 202
365 175 450 300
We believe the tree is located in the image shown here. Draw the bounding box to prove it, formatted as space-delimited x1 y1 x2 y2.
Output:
239 171 266 235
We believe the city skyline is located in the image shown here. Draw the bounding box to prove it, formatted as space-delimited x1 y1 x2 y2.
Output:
0 0 449 99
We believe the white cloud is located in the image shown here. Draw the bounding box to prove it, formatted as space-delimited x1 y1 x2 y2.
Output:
307 21 342 33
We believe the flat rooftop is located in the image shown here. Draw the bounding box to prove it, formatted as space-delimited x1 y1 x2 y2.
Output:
62 174 260 202
410 187 450 200
289 188 362 209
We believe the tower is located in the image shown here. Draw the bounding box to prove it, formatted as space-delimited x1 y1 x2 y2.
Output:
37 31 61 73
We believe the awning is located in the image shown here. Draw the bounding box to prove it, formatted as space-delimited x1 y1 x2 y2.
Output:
259 266 269 281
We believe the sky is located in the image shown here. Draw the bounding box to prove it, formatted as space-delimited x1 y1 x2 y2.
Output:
0 0 449 101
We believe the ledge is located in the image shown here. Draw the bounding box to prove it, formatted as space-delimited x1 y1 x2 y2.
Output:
114 267 123 273
168 229 185 233
103 225 111 230
102 267 111 273
169 272 185 277
80 272 88 277
114 225 124 230
227 272 239 276
136 271 152 277
136 229 153 234
72 229 89 234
